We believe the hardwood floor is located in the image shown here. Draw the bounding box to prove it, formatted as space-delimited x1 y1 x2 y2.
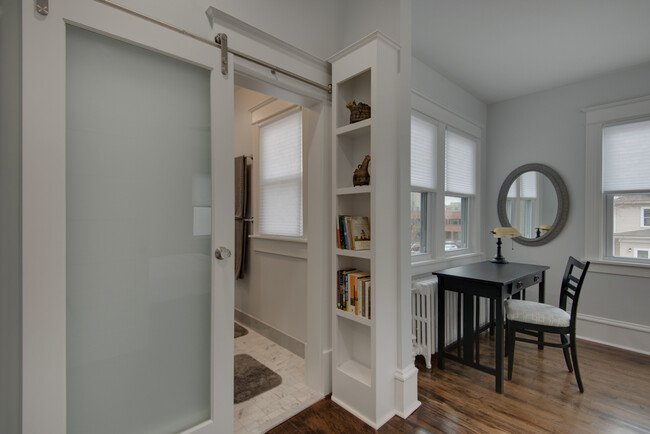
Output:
269 334 650 433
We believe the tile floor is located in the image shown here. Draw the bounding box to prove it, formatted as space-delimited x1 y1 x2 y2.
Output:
234 323 322 434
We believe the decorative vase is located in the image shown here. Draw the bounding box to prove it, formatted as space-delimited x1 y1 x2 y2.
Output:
346 100 371 124
353 155 371 186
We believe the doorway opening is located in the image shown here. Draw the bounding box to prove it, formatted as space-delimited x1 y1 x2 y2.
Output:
232 81 325 432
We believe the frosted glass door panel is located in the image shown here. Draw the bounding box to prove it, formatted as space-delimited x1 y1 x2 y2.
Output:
66 26 211 434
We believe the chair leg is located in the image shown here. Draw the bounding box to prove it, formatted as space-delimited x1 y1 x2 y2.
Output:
507 323 515 380
560 333 573 373
570 333 584 393
504 318 508 357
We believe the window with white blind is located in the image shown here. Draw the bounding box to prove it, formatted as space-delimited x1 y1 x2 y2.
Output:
602 119 650 261
258 110 303 237
444 128 477 251
410 108 480 261
410 114 437 255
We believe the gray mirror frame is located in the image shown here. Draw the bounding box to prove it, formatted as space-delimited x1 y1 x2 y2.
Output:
497 163 569 246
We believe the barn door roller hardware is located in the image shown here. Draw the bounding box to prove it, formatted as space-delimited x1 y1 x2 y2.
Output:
89 0 330 92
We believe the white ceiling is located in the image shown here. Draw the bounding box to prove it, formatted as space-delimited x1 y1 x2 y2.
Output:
412 0 650 104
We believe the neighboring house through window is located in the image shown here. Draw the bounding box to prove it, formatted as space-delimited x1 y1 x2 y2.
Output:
642 207 650 227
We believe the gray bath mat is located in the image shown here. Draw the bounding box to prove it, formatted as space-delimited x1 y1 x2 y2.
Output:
234 354 282 404
235 323 248 338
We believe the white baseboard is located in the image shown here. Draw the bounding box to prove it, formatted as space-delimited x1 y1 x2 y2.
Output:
234 309 305 357
394 365 421 419
577 314 650 355
330 395 395 430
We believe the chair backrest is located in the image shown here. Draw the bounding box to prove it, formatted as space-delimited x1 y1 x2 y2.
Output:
559 256 590 329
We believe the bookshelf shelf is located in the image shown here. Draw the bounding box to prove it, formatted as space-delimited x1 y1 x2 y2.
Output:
335 118 371 138
335 248 371 259
338 360 371 387
335 309 371 326
336 186 371 196
330 32 400 427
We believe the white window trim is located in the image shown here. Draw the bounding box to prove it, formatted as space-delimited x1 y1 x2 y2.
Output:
411 91 484 270
583 95 650 277
642 207 650 227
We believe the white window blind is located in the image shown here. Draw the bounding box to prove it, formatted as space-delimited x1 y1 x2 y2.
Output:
259 110 303 237
519 171 538 198
411 114 437 190
603 119 650 192
507 181 517 198
445 129 476 195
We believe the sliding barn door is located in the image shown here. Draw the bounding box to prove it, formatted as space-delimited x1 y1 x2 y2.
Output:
22 1 234 433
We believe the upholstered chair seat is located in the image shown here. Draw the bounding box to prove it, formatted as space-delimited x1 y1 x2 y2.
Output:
506 300 570 327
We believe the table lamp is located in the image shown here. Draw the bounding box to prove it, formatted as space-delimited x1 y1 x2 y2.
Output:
535 224 552 238
490 227 521 264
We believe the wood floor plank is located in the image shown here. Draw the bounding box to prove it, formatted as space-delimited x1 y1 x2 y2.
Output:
269 335 650 433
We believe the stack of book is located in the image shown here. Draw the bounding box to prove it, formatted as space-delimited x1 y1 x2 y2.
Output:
336 215 371 250
336 269 371 319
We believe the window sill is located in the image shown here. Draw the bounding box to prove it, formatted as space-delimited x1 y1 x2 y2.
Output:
411 252 485 276
249 234 307 244
585 258 650 278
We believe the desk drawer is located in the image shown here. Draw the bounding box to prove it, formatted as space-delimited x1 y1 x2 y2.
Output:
511 272 543 293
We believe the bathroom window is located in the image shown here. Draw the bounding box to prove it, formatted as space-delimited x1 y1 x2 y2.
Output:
258 110 303 237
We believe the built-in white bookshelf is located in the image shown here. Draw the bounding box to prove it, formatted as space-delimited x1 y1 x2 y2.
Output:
329 32 400 429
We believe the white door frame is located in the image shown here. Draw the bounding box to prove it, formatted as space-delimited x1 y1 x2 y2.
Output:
22 1 234 432
208 7 333 397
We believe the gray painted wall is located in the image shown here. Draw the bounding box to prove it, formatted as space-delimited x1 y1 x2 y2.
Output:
412 56 487 129
115 0 342 59
0 0 22 432
486 61 650 327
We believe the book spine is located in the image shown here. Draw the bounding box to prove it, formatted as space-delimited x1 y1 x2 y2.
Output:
336 269 342 310
346 217 354 250
345 272 351 311
336 217 341 249
354 276 358 315
359 279 366 317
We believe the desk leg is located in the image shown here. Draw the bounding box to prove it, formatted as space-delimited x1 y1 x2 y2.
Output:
437 282 445 369
495 294 505 394
538 272 546 349
462 293 475 364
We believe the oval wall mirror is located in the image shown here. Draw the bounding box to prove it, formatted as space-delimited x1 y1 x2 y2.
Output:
497 163 569 246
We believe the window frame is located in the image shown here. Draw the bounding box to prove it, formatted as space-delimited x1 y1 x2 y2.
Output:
584 96 650 276
410 91 483 270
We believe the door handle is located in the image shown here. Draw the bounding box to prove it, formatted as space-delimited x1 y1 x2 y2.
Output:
214 247 231 260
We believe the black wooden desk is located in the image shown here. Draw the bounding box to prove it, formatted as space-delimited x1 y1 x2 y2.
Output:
434 261 549 393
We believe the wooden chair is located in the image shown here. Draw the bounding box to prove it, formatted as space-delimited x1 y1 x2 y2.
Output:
506 256 590 392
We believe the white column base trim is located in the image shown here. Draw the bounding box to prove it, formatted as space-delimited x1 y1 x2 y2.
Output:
321 349 332 395
394 364 421 419
330 395 395 430
577 313 650 355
